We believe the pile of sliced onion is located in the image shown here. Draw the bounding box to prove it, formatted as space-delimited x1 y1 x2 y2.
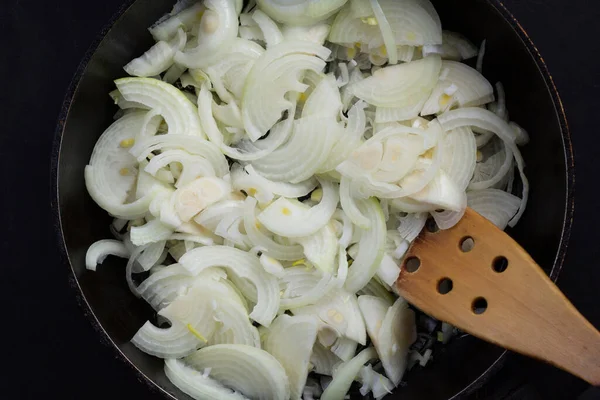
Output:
84 0 531 398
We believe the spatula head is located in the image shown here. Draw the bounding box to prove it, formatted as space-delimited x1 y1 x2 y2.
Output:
395 207 600 385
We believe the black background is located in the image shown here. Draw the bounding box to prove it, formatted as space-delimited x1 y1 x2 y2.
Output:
2 0 600 399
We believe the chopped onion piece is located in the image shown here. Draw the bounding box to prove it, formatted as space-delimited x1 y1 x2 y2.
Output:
85 239 130 271
321 347 378 400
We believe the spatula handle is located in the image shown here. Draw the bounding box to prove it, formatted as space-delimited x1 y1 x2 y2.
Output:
396 208 600 385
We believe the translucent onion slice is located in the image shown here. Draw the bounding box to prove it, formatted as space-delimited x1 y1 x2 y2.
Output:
358 295 392 351
378 0 442 46
409 170 465 212
295 223 339 274
357 364 394 399
130 219 174 247
440 127 477 191
339 176 371 229
377 297 417 386
164 358 249 400
281 23 331 45
85 239 130 271
124 28 186 77
302 74 343 119
232 164 318 205
242 41 330 141
243 197 305 261
85 111 164 219
174 0 239 69
369 0 398 64
348 55 441 109
248 114 340 183
344 198 386 293
257 178 339 238
149 2 205 41
179 245 279 326
184 344 291 400
257 0 348 26
468 189 521 230
251 9 283 48
376 253 400 287
263 315 319 400
130 134 228 177
438 107 528 226
115 78 204 137
442 30 478 60
136 263 195 310
311 342 342 376
358 278 396 304
396 212 427 242
421 61 494 116
321 347 378 400
294 289 366 345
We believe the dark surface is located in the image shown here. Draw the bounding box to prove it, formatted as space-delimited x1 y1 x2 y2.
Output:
2 0 599 399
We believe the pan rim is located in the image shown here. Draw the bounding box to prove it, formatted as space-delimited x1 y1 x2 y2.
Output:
49 0 575 399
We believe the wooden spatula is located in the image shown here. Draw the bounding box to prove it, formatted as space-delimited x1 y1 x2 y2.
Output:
396 207 600 385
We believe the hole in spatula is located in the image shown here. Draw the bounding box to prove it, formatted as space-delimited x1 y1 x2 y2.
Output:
492 256 508 273
405 257 421 273
437 278 453 294
472 297 488 315
425 218 439 233
460 236 475 252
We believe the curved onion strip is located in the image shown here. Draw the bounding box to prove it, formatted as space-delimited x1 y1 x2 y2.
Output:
295 224 339 274
339 176 371 229
125 28 186 77
348 55 441 108
85 111 165 219
422 61 494 116
440 127 477 191
438 107 528 225
467 188 521 230
294 289 366 345
242 41 331 141
252 9 283 47
257 178 339 238
164 358 249 400
249 115 340 182
115 77 204 137
179 245 279 326
311 342 342 376
85 239 130 271
321 347 378 400
263 315 318 400
149 2 205 42
184 344 290 400
174 0 239 69
130 134 228 177
377 297 417 386
258 0 348 26
243 197 305 261
344 198 386 293
442 30 478 60
396 212 426 242
369 0 398 64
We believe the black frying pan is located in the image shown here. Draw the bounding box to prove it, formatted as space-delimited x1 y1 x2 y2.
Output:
51 0 575 398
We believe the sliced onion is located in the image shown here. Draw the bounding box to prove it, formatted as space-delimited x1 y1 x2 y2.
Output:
136 263 195 310
263 315 318 400
321 347 378 400
376 253 400 287
257 0 348 26
357 364 394 399
421 61 494 115
369 0 398 64
124 28 186 77
179 245 279 326
339 176 371 229
311 342 342 376
438 107 528 225
257 178 339 238
115 78 204 137
468 189 521 230
377 297 416 386
251 9 283 48
348 55 441 109
344 198 386 293
294 289 366 345
149 2 205 41
85 111 165 219
85 239 130 271
243 197 305 261
130 219 174 246
357 278 396 304
174 0 239 69
396 212 426 242
440 127 477 191
164 358 249 400
442 30 478 60
242 41 330 141
281 22 331 45
295 223 339 274
409 170 465 212
184 344 290 400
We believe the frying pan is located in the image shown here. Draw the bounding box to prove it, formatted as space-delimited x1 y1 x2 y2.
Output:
51 0 575 398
